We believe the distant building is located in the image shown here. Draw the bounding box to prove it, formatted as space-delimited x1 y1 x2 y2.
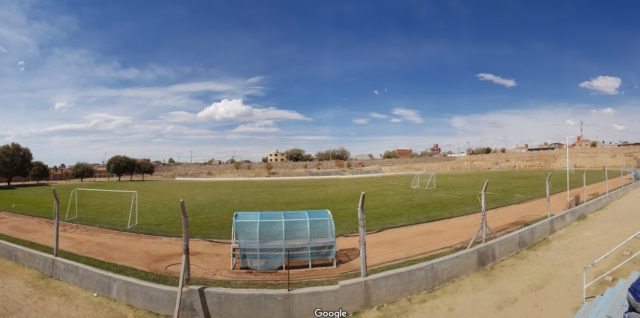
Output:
395 149 413 159
267 151 288 162
430 144 442 156
527 146 555 152
573 136 594 148
353 154 374 161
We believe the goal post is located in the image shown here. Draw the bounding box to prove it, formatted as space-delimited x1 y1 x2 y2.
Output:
65 188 139 229
410 171 436 190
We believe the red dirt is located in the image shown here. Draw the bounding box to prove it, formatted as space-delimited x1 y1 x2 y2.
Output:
0 176 630 281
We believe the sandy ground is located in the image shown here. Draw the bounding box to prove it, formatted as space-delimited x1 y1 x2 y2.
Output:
0 176 630 281
0 257 163 318
356 181 640 318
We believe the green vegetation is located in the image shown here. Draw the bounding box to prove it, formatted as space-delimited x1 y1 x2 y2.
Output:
0 142 33 185
71 162 96 182
29 161 50 183
0 170 611 239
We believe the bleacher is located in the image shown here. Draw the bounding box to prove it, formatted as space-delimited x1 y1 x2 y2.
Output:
575 272 640 318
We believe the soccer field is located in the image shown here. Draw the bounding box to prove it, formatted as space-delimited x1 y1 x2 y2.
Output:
0 170 611 239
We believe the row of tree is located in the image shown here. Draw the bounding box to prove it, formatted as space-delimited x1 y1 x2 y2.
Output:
106 155 155 181
261 147 352 162
0 142 157 185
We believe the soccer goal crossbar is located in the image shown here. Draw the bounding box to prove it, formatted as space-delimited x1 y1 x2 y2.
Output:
65 188 139 229
410 171 436 190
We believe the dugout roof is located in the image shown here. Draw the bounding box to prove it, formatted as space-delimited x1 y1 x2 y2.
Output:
231 210 336 271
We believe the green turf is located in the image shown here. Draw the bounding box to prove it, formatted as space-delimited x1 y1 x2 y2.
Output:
0 170 616 239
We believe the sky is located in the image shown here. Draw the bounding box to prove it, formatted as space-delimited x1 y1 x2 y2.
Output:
1 0 640 165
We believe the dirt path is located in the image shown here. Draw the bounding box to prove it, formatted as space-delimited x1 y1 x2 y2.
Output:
0 176 630 281
0 257 162 318
356 181 640 317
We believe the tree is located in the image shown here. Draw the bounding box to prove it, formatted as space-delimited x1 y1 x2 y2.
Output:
124 157 138 181
72 162 95 182
265 162 273 175
419 150 434 157
315 147 350 161
383 150 399 159
30 161 49 184
285 148 313 162
0 143 33 186
168 157 176 164
107 155 136 181
136 159 154 181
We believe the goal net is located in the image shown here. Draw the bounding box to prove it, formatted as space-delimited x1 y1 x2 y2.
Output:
65 188 139 229
410 171 436 190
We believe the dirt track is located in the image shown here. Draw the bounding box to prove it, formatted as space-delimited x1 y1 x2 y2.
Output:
0 176 630 281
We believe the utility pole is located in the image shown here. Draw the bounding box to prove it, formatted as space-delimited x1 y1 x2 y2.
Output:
190 150 192 164
580 121 583 139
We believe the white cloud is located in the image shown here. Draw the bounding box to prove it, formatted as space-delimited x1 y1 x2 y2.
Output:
579 76 621 95
162 111 198 123
197 99 253 121
196 99 308 122
245 76 265 84
476 73 517 88
42 113 133 133
565 119 578 125
233 120 280 133
591 107 615 115
373 89 380 96
53 101 73 110
449 105 639 147
390 118 402 123
369 112 389 119
352 118 369 125
613 124 626 131
391 107 424 124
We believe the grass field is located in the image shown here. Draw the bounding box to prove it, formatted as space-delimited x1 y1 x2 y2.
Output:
0 170 613 239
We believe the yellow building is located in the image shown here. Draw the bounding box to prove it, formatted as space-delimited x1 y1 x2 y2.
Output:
267 151 288 162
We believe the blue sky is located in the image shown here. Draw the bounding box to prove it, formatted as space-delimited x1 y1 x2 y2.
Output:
1 0 639 164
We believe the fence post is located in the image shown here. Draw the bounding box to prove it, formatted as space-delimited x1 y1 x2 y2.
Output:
357 192 367 278
582 170 587 204
468 180 491 249
179 199 190 283
481 181 488 243
52 188 60 257
545 173 552 218
605 167 609 194
174 199 191 318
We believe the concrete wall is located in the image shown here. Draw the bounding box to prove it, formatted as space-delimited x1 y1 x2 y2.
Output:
1 181 638 317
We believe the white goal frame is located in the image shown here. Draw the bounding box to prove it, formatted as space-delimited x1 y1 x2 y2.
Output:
65 188 139 229
410 171 436 190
